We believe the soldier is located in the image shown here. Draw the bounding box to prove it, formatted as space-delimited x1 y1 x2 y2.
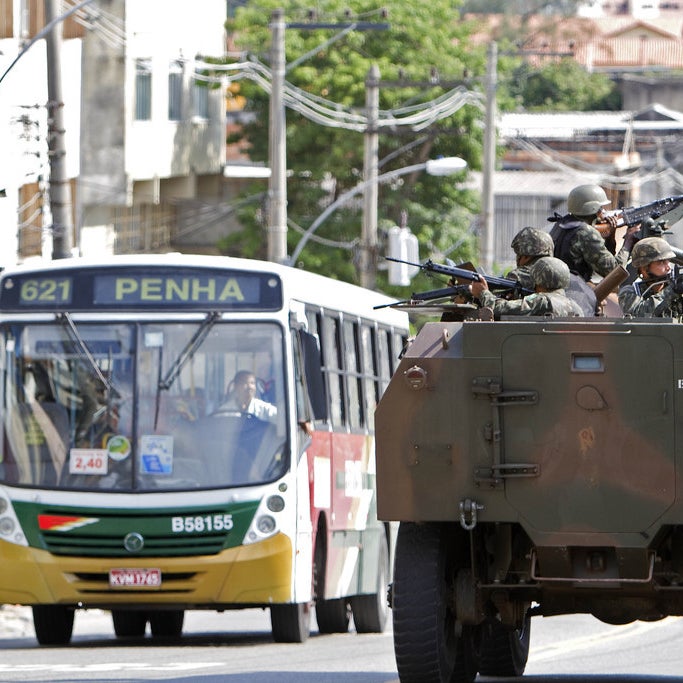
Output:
618 237 681 318
470 256 583 319
506 227 554 290
508 227 596 316
549 184 637 282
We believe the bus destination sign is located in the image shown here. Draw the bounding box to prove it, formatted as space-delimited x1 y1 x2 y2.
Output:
1 267 283 311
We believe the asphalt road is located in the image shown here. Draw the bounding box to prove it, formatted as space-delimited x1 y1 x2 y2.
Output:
1 605 683 682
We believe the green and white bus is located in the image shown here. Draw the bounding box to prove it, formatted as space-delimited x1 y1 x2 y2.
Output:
0 254 408 644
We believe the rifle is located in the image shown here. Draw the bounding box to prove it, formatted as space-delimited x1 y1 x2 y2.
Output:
372 284 472 310
633 265 683 298
593 194 683 238
384 257 535 296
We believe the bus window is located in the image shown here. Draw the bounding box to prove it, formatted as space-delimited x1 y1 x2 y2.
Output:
360 324 378 419
321 314 345 427
343 320 363 430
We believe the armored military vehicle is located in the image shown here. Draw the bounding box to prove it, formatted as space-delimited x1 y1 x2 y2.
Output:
376 315 683 682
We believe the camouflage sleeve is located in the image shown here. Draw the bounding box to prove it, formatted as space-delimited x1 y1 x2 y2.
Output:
618 284 657 317
572 226 618 277
505 265 533 292
477 290 537 318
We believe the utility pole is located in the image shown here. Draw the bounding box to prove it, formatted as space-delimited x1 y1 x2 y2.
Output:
360 64 379 290
44 0 74 259
266 11 389 266
267 8 288 264
480 41 497 273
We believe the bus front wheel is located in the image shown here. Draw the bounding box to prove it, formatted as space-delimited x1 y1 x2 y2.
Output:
112 609 147 637
149 609 184 637
270 602 311 643
32 605 74 645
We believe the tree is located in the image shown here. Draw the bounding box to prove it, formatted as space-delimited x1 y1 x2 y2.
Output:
218 0 482 294
504 59 620 111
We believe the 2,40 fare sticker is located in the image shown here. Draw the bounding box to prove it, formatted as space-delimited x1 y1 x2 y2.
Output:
69 449 108 475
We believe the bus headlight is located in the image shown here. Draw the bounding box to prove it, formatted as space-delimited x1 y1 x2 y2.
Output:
256 515 276 535
266 495 285 512
0 490 27 546
243 493 283 545
0 517 14 535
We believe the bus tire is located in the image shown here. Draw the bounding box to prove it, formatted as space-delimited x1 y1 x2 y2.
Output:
393 522 475 683
149 609 184 638
32 605 74 646
315 598 351 634
351 530 389 633
112 609 147 637
270 602 311 643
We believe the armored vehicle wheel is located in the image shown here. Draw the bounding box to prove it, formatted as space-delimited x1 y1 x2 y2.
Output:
270 602 311 643
392 522 478 683
479 613 531 677
32 605 74 645
112 609 147 637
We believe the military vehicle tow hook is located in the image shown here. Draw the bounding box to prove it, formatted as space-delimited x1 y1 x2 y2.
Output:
459 498 484 530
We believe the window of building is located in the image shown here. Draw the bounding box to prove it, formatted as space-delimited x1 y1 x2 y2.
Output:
168 61 183 121
135 59 152 121
192 71 209 119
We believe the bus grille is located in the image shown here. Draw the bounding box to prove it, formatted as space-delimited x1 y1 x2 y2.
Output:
40 532 227 557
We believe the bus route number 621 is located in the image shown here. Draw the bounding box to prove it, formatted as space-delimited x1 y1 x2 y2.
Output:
171 514 233 533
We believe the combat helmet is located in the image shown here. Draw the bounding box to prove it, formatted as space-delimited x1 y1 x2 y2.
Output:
630 237 676 269
530 256 571 291
510 227 554 257
568 184 610 217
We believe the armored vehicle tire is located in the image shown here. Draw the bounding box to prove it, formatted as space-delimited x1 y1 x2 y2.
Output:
478 614 531 677
32 605 74 645
271 602 311 643
112 609 147 637
351 531 389 633
392 522 479 683
149 609 184 637
315 598 351 633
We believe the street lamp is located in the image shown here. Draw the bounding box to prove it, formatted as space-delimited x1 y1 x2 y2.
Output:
287 156 467 274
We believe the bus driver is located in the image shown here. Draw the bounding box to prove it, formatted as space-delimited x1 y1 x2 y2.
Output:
218 370 277 422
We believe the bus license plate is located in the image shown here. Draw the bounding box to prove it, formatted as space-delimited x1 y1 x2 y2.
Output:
109 568 162 588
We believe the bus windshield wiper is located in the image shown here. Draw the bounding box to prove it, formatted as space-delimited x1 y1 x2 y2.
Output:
56 312 121 398
158 311 220 391
153 311 220 429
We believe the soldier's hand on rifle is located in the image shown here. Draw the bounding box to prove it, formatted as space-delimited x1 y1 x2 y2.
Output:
622 225 641 252
470 275 489 299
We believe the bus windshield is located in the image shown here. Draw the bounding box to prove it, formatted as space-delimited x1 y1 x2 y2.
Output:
1 319 287 491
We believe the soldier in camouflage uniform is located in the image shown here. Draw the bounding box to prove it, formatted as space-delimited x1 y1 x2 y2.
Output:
507 227 596 316
549 184 635 282
618 237 681 318
506 227 554 291
471 257 583 319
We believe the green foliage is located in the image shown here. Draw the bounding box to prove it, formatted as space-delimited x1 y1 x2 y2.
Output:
461 0 580 13
220 0 484 293
217 0 620 295
504 59 620 111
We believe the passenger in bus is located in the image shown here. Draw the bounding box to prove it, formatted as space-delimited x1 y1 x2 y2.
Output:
216 370 277 422
618 237 680 318
470 257 583 318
